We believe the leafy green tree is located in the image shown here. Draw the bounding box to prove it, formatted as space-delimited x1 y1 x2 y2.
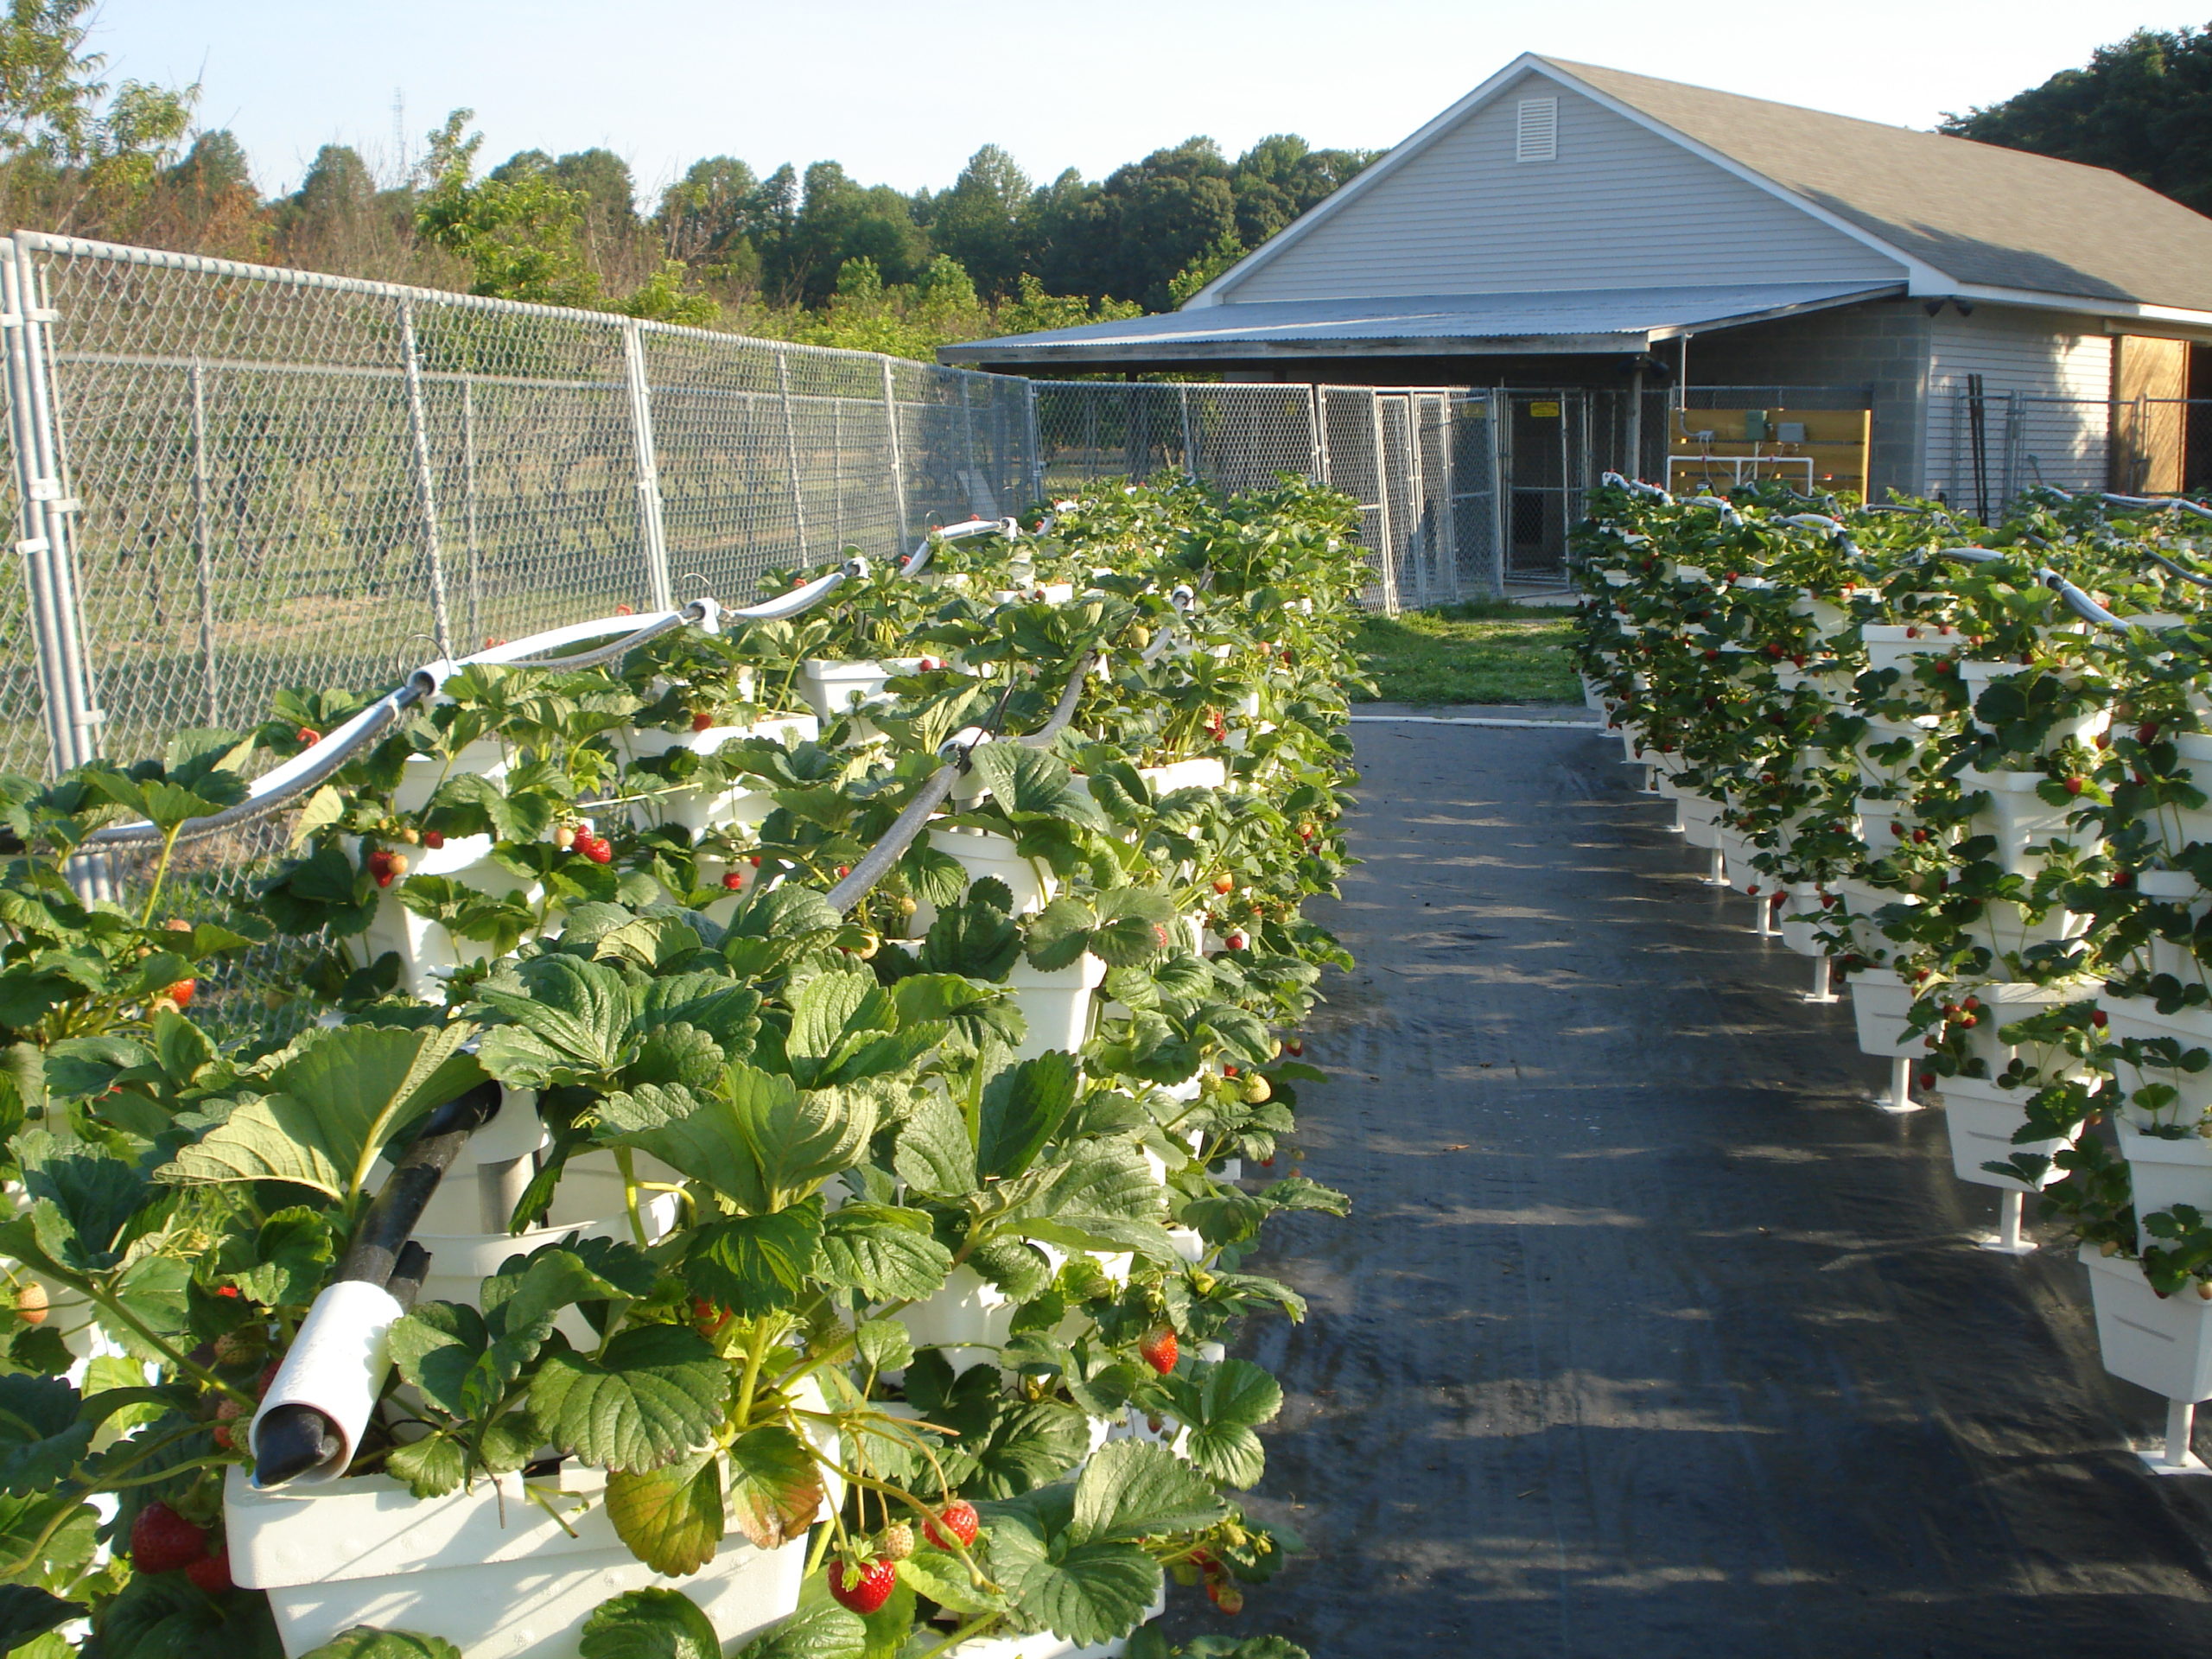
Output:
931 143 1032 298
415 110 601 307
1941 26 2212 215
772 160 929 304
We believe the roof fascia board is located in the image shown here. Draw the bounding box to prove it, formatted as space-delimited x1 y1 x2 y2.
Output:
1943 283 2212 332
1532 61 1950 294
1192 52 1555 307
939 330 1656 365
1644 282 1906 339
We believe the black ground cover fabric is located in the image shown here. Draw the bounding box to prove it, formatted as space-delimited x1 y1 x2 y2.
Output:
1165 717 2212 1656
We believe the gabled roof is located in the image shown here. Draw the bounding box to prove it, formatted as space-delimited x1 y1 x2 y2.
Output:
1195 54 2212 318
938 281 1899 367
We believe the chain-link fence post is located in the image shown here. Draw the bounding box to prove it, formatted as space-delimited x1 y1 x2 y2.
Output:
1179 386 1198 480
620 322 674 612
1369 391 1398 615
460 377 481 643
394 299 454 659
6 240 98 770
776 346 809 563
881 358 909 548
1 241 71 772
1488 391 1508 597
1023 379 1042 505
187 359 219 722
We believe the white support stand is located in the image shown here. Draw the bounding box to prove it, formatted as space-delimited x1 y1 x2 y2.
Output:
1707 847 1726 886
1976 1189 2037 1256
1752 892 1775 938
1803 954 1840 1005
1873 1054 1923 1115
1639 765 1660 795
2140 1398 2212 1475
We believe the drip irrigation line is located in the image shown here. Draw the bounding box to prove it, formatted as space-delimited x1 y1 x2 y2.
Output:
821 648 1100 917
81 555 882 850
898 517 1021 578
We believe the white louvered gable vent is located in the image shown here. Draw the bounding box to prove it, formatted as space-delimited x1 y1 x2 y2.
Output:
1516 97 1558 162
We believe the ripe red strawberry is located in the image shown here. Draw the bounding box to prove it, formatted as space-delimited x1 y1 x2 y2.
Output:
691 711 715 733
836 865 851 878
2091 1009 2109 1029
186 1548 231 1593
918 656 940 671
1138 1325 1178 1375
748 855 762 867
2113 871 2133 889
1212 874 1235 894
165 978 195 1009
2064 778 2084 796
1285 1039 1303 1056
828 1557 896 1614
130 1502 207 1573
690 1297 732 1338
721 871 745 891
925 1499 980 1549
2140 721 2161 743
423 830 444 849
1224 931 1249 950
581 836 613 866
367 849 398 888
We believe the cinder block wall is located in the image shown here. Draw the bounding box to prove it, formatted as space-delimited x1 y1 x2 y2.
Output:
1682 301 1932 499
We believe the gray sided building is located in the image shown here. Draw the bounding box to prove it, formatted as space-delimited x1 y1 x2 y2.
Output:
945 54 2212 518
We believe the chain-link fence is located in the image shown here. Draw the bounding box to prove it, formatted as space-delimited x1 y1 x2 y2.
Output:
1938 387 2212 512
0 232 1495 785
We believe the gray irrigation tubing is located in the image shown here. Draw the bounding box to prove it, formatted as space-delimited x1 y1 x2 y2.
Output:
80 539 931 850
821 648 1100 916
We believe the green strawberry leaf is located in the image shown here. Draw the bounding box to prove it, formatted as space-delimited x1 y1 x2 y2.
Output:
681 1204 824 1318
531 1324 729 1472
725 1422 824 1550
604 1452 724 1577
817 1205 953 1302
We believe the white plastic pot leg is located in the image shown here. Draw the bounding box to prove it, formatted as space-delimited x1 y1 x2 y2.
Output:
1707 847 1726 886
1978 1189 2036 1257
2145 1399 2212 1477
1803 955 1839 1005
1873 1055 1922 1116
1751 892 1774 938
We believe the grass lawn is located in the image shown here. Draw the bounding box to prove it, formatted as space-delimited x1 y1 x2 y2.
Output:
1351 598 1580 705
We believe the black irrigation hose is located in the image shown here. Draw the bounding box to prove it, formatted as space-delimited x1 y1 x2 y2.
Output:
821 649 1099 916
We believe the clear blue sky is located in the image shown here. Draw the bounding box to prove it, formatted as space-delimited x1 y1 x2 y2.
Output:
87 0 2209 203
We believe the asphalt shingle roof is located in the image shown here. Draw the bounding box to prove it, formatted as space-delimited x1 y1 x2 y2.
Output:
1548 56 2212 312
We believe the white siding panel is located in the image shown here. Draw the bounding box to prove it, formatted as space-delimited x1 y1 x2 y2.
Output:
1924 308 2112 499
1223 73 1906 304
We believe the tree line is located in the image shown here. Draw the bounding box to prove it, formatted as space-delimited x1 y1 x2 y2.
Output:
0 0 1379 359
1940 24 2212 217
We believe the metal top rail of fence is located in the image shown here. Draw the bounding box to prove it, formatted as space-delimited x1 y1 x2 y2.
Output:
0 232 1499 786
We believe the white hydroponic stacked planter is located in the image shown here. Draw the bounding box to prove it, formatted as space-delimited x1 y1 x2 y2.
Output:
229 1381 837 1659
613 713 818 836
346 739 534 1001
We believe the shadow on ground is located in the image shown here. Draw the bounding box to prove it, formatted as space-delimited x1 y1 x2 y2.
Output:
1159 719 2212 1658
